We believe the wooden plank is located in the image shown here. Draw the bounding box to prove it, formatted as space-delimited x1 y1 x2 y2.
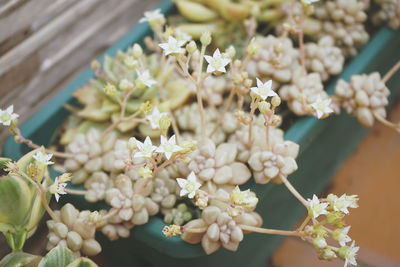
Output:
0 0 53 43
0 0 160 150
0 0 100 76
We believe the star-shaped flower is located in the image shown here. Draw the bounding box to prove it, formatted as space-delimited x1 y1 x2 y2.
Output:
49 177 67 202
307 194 329 219
342 241 359 267
330 194 352 214
333 226 352 247
175 29 192 44
204 49 230 73
159 36 186 56
250 78 277 100
33 151 54 166
136 69 157 88
133 136 157 159
156 135 182 160
311 97 334 119
345 195 359 209
0 105 19 126
146 107 168 129
176 172 201 199
139 9 164 24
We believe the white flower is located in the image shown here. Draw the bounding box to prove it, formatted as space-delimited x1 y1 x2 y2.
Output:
33 151 54 166
156 135 182 160
175 29 192 44
333 226 352 247
159 36 185 56
136 69 157 88
250 78 277 100
345 195 359 209
328 194 355 214
204 49 230 73
139 9 164 24
343 241 359 267
133 136 157 159
307 194 329 219
301 0 319 4
49 177 67 202
176 172 201 199
146 107 168 129
0 105 19 126
311 97 334 119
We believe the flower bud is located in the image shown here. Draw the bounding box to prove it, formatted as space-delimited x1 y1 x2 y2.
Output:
258 101 271 114
200 31 212 46
162 225 182 237
326 211 345 227
119 79 134 91
247 38 260 56
127 137 138 150
313 236 327 249
159 116 171 132
124 56 138 69
186 41 197 54
243 78 253 88
138 167 152 179
226 45 236 59
271 95 281 107
139 101 152 114
132 43 143 58
88 211 102 223
104 83 116 96
319 248 337 261
90 60 100 71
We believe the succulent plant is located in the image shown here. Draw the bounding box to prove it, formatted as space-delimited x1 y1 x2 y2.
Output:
151 168 180 209
304 36 345 82
163 203 193 226
246 35 300 86
228 115 285 162
177 138 251 193
334 72 390 127
105 175 158 225
46 204 101 257
313 0 369 57
63 129 117 184
372 0 400 30
181 205 262 255
279 68 330 116
248 140 299 184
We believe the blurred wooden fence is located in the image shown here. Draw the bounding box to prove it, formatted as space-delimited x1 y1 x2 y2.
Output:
0 0 159 152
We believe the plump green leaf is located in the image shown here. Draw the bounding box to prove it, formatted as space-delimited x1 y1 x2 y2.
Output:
38 245 76 267
66 258 98 267
0 252 41 267
0 175 32 227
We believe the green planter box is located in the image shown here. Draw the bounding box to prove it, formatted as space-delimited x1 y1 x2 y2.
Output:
3 1 400 266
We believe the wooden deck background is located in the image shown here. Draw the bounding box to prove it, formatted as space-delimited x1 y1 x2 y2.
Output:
0 0 159 152
0 0 159 260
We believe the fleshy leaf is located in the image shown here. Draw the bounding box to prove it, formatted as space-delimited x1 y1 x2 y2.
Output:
38 245 76 267
0 252 41 267
0 175 32 228
66 258 98 267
